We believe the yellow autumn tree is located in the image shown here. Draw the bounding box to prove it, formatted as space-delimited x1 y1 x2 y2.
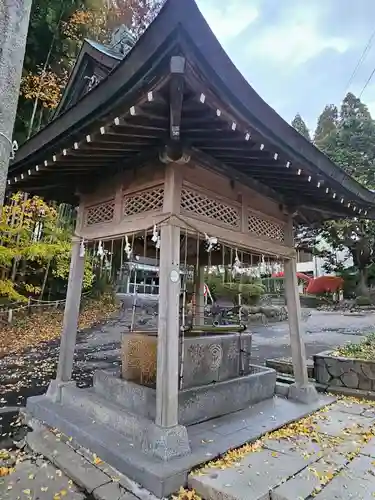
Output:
19 0 163 139
0 194 94 303
20 66 69 110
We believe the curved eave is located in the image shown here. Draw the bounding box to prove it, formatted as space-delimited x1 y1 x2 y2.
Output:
8 0 375 220
171 2 375 208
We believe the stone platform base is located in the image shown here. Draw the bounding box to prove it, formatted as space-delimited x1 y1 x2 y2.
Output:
25 393 335 498
53 384 190 461
93 365 276 425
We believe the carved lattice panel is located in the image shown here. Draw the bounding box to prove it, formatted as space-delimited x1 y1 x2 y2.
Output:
248 212 285 242
123 186 164 217
85 200 115 226
181 188 240 228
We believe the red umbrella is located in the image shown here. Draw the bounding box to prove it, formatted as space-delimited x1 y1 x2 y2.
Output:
272 271 312 282
306 276 344 294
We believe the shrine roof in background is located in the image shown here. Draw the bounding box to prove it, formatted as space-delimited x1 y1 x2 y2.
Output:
54 39 123 118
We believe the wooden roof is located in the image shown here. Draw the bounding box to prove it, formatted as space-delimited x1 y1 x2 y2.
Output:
7 0 375 222
54 39 122 117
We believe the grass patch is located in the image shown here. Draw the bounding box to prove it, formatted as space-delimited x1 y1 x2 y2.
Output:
332 333 375 359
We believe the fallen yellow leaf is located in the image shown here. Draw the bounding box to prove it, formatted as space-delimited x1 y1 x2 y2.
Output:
93 454 103 465
0 467 15 477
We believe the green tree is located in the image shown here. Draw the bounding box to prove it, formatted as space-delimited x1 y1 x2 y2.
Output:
15 0 83 143
291 113 311 141
334 93 375 184
314 104 338 152
304 93 375 296
320 220 375 296
0 193 94 302
15 0 163 144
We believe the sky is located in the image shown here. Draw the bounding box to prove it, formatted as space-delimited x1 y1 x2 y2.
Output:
196 0 375 135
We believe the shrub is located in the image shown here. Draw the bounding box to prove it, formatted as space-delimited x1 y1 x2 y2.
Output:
333 333 375 359
355 295 372 307
299 294 321 308
207 276 265 305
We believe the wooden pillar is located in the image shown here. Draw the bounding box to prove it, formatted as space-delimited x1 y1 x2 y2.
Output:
194 267 205 326
284 215 318 403
156 222 180 427
56 236 85 381
284 257 309 385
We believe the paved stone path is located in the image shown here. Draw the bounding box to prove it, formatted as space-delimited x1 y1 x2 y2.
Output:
0 424 144 500
4 398 375 500
0 448 86 499
250 309 375 365
189 397 375 500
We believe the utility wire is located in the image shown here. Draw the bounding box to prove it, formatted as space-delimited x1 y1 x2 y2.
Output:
359 66 375 98
345 28 375 94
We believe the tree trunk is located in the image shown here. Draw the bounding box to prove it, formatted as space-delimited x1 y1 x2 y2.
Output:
40 258 51 300
0 0 32 206
358 267 369 296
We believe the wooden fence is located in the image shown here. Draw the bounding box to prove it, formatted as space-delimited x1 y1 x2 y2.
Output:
0 292 91 325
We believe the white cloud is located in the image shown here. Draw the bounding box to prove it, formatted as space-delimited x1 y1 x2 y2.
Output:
247 5 349 66
254 26 348 66
196 0 259 41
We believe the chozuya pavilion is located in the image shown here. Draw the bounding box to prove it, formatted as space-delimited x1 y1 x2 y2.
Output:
8 0 375 496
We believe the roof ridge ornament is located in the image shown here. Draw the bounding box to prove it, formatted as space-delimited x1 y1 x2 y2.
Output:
84 74 100 92
110 24 136 56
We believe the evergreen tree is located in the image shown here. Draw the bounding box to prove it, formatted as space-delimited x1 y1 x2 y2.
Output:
314 104 338 152
291 113 311 141
306 93 375 296
335 93 375 184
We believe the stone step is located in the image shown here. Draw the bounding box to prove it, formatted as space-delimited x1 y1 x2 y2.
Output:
93 369 156 420
26 395 188 498
60 385 190 461
93 367 277 426
62 385 150 448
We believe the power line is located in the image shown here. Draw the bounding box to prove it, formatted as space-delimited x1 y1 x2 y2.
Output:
359 66 375 98
345 28 375 93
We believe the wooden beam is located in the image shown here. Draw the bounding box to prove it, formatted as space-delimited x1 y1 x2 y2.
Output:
170 214 295 259
182 129 234 138
102 129 167 139
188 147 286 205
114 117 167 131
204 159 276 169
182 115 223 126
85 137 162 147
78 212 169 241
68 149 142 156
200 146 272 154
169 56 185 140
